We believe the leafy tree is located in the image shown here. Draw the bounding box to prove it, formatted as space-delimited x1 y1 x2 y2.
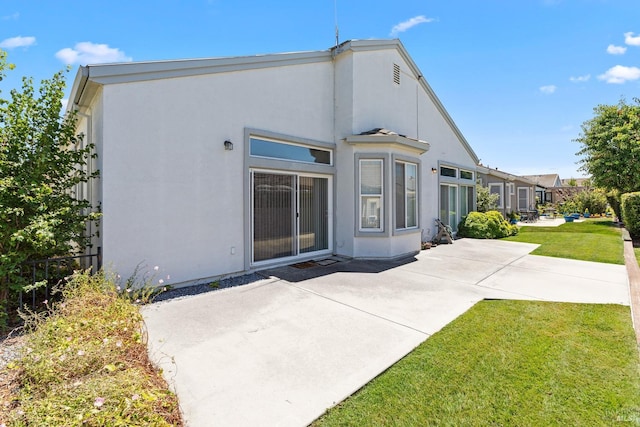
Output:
575 98 640 193
0 50 99 327
476 182 499 212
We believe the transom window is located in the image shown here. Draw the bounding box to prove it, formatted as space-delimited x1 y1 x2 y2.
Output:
460 170 474 180
250 137 332 165
440 166 457 178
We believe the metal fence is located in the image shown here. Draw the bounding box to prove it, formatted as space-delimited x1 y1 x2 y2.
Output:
16 248 102 313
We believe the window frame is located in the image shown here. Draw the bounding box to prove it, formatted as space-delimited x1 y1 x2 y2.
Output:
394 160 419 231
357 158 385 233
460 169 474 181
488 183 504 209
517 187 530 211
250 136 333 165
506 183 514 209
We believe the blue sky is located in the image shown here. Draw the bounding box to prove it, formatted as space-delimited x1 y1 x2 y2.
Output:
1 0 639 179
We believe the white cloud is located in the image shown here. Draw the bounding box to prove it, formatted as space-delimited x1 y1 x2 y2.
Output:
598 65 640 84
390 15 435 37
55 42 132 65
2 12 19 20
607 44 627 55
624 32 640 46
539 85 557 94
0 36 36 49
569 74 590 83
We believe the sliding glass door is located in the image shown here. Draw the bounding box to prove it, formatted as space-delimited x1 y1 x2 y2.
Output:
252 171 330 263
440 184 458 232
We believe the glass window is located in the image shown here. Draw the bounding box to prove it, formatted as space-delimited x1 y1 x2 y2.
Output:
518 187 530 210
460 170 473 180
440 166 457 178
395 161 418 229
440 184 458 232
489 183 504 208
360 159 383 231
460 185 474 218
250 138 331 165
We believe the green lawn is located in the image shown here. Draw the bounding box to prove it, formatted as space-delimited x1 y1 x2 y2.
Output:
313 301 640 426
635 247 640 268
503 219 624 264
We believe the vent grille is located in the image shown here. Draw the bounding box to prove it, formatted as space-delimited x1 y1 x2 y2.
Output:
393 63 400 85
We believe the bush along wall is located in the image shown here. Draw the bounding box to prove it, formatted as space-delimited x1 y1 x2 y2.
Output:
621 192 640 238
457 211 518 239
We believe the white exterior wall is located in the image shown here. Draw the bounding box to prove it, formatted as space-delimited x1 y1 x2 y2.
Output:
99 62 334 285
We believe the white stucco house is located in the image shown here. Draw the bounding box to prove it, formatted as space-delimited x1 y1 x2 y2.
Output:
69 39 479 287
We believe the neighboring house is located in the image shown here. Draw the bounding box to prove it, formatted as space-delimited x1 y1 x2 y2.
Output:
521 174 561 204
68 39 479 287
477 166 537 216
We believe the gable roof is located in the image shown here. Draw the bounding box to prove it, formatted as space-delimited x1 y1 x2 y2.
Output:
477 165 537 185
520 174 561 188
69 39 478 163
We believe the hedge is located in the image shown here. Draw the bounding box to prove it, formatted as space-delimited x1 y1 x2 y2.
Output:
621 192 640 237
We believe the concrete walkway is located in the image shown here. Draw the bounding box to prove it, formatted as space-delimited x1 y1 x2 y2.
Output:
142 239 630 427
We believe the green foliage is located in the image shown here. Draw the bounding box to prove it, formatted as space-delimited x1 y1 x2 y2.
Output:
621 192 640 238
575 98 640 194
606 189 622 220
558 199 579 215
476 182 499 212
458 211 518 239
564 189 608 215
0 49 99 328
2 270 182 426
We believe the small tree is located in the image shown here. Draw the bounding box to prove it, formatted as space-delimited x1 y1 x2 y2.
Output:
575 98 640 194
476 182 499 212
0 50 99 327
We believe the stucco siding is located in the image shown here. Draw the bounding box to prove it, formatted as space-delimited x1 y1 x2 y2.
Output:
99 62 334 284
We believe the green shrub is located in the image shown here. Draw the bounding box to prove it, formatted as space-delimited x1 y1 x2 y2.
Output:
621 192 640 237
558 200 579 215
458 211 518 239
574 189 608 214
606 190 622 221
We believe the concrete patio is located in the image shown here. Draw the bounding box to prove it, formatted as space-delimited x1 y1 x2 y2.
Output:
142 239 630 427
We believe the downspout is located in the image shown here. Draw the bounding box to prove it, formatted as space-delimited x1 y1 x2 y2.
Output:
332 45 339 253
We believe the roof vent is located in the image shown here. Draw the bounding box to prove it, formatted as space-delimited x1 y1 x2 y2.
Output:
393 63 400 85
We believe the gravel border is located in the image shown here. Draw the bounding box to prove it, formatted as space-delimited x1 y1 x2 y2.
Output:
150 272 267 303
0 331 26 372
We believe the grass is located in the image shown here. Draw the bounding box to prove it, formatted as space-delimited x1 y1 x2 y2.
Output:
503 218 624 264
313 300 640 426
635 247 640 268
0 271 182 426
